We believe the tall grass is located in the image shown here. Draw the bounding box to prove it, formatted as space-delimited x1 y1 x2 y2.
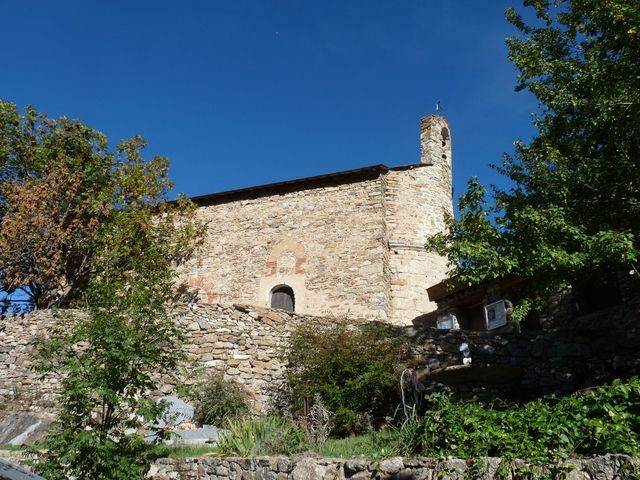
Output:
215 416 307 456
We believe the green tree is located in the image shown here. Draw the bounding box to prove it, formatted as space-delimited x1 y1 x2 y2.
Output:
427 0 640 317
32 210 199 478
2 102 205 478
0 100 196 309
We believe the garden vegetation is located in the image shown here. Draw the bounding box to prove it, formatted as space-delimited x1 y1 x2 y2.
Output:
212 377 640 462
283 320 409 436
190 373 251 427
0 101 205 479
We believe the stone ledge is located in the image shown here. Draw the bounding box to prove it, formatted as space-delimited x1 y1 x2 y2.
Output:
2 445 637 479
147 454 638 480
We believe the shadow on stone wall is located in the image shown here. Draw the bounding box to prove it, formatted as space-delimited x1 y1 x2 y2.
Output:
403 303 640 403
2 299 640 420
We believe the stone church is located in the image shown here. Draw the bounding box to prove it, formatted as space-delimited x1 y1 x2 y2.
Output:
179 115 453 325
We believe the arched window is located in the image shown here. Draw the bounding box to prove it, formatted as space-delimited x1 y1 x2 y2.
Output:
270 285 295 312
441 127 450 146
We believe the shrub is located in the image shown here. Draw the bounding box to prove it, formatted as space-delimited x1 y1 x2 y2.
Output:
190 373 250 426
397 377 640 462
216 416 308 456
297 394 333 445
284 321 408 436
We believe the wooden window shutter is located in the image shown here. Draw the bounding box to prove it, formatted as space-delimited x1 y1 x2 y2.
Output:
270 286 295 312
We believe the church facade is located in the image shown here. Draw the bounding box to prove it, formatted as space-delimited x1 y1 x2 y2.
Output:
179 115 453 325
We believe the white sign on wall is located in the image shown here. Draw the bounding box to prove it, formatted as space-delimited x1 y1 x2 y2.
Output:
436 312 459 330
484 300 508 330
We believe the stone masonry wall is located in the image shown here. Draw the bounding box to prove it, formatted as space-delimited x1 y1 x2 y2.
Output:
0 304 341 414
385 166 451 324
146 454 637 480
2 450 635 480
181 176 392 322
408 302 640 402
0 311 65 417
166 303 342 411
4 301 638 415
179 115 454 326
385 115 453 324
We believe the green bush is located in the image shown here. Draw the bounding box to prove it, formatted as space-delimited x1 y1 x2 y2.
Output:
30 431 153 480
284 321 408 436
190 373 250 426
216 416 308 456
397 377 640 462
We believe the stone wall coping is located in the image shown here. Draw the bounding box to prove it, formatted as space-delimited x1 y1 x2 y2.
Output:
147 453 639 479
187 163 426 206
3 450 636 480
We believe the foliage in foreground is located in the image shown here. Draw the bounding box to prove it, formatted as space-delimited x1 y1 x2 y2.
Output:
137 379 640 462
0 100 200 310
190 372 251 427
426 0 640 318
216 416 308 457
284 321 408 436
399 377 640 462
315 430 399 460
24 110 202 479
217 424 397 460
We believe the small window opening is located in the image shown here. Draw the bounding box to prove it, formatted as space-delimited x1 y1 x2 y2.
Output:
270 285 295 312
441 127 450 147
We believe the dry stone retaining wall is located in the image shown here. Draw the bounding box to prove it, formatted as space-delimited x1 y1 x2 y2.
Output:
1 452 634 480
0 304 342 414
2 301 640 414
166 303 339 411
0 310 63 417
147 454 638 480
409 302 640 402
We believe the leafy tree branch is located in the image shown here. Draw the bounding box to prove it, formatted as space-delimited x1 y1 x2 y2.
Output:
427 0 640 317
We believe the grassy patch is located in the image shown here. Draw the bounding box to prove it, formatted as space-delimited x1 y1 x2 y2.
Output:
156 431 400 460
0 444 25 451
315 431 399 460
151 444 219 458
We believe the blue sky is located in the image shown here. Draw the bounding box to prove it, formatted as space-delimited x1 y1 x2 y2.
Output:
0 1 538 203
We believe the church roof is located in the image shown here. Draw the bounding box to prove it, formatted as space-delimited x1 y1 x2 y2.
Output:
189 163 425 205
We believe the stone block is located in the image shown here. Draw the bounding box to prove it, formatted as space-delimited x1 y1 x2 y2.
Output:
344 460 369 476
379 457 404 475
292 458 326 480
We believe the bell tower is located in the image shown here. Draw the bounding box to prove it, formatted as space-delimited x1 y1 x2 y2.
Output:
385 114 453 324
420 114 452 169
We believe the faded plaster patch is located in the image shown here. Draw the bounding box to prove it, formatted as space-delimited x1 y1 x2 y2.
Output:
277 251 297 274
